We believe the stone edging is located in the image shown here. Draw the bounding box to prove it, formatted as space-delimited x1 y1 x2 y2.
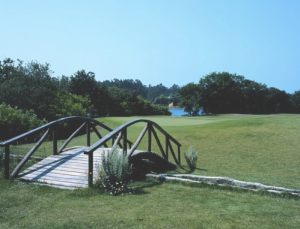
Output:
146 174 300 197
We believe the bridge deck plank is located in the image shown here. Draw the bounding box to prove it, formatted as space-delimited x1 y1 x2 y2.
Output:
19 148 108 189
18 147 142 189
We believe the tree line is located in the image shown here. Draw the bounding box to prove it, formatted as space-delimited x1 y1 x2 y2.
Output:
1 58 299 123
179 72 300 115
0 58 179 122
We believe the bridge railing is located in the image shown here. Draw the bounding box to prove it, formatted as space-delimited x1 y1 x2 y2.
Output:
84 119 182 187
0 117 182 187
0 116 132 179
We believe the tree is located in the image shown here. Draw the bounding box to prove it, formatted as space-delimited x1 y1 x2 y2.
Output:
179 83 201 116
194 72 297 114
58 75 70 92
0 59 59 119
198 72 244 114
0 103 44 140
49 92 92 118
153 95 171 106
291 90 300 112
69 70 112 116
147 84 169 101
0 58 175 119
265 88 294 113
102 79 147 98
69 70 98 96
240 79 268 113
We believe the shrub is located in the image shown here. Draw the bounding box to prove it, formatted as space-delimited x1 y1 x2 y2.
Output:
0 59 59 120
95 146 132 195
49 92 92 119
0 103 44 141
184 146 198 171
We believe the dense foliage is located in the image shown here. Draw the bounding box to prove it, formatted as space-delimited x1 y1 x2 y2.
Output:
180 72 299 115
0 103 44 140
49 92 91 118
0 59 58 119
69 71 170 116
103 80 180 106
179 83 201 116
291 90 300 112
1 58 299 124
103 79 147 98
0 58 171 122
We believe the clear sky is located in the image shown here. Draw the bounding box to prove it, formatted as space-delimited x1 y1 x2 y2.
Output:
0 0 299 92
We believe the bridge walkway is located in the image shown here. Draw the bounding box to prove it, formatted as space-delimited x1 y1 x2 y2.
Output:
19 147 141 189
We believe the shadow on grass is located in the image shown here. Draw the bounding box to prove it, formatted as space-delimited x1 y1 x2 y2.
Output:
175 165 207 174
194 167 207 172
67 178 164 198
130 178 164 195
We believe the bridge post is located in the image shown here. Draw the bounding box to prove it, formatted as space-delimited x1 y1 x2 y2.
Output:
165 137 169 160
122 129 127 154
88 151 93 187
178 145 181 165
52 127 58 155
112 137 114 146
147 123 152 152
4 145 10 179
86 122 91 147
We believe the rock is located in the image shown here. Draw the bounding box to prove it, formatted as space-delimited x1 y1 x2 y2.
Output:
146 174 300 197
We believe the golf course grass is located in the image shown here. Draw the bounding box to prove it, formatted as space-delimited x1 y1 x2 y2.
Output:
100 114 300 188
0 114 299 228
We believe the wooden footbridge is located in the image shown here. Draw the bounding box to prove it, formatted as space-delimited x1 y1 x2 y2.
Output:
0 116 181 189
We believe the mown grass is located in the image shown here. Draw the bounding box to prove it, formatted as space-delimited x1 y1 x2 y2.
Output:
0 114 300 228
99 114 300 188
0 178 299 229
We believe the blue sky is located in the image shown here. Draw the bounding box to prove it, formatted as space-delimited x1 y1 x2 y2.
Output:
0 0 299 92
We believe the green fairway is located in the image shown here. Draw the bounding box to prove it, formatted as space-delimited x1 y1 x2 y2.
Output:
100 114 300 189
0 114 299 228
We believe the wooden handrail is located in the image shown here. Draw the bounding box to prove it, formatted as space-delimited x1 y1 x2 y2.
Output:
91 125 108 147
128 124 148 156
0 116 112 146
0 116 123 179
112 132 122 149
84 119 181 155
58 122 86 154
10 129 50 178
151 125 167 159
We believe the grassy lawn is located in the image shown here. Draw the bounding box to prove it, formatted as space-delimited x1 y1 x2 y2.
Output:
0 114 299 228
100 114 300 188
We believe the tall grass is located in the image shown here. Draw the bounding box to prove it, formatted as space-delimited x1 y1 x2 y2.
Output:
184 146 198 171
